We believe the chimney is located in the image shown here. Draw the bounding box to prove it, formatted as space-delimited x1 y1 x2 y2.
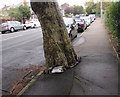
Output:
24 0 27 6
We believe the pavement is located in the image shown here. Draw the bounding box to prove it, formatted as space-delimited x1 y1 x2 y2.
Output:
22 18 118 95
71 18 118 95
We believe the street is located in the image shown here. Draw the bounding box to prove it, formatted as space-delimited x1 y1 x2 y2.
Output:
0 0 119 96
1 18 118 95
2 28 45 93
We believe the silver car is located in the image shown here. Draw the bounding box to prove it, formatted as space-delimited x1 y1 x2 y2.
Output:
63 17 78 40
0 21 26 34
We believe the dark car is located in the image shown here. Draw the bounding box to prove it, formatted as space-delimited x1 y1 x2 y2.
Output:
75 19 87 32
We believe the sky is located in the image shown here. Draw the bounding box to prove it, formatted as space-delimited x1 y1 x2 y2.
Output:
0 0 118 9
0 0 100 9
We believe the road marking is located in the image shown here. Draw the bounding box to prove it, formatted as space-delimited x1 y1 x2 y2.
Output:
1 29 42 42
2 34 25 41
1 36 42 51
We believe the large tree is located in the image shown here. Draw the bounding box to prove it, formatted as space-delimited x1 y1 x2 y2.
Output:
30 1 79 70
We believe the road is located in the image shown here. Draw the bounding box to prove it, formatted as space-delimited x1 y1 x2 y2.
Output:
2 28 45 93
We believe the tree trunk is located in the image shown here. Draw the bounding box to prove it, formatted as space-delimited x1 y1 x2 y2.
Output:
30 2 79 69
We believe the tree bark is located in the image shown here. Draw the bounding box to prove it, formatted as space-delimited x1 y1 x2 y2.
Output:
30 2 79 69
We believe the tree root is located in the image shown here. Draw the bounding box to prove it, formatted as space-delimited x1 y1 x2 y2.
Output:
43 57 81 74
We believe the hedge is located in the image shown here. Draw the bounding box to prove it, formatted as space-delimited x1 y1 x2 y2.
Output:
104 1 120 56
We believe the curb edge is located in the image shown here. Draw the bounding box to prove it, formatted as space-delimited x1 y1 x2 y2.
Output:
16 71 43 97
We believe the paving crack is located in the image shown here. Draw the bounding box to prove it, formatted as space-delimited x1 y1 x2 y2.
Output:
74 76 86 94
74 74 104 89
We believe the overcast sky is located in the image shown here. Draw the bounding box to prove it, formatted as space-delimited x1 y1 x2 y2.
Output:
0 0 101 9
0 0 117 9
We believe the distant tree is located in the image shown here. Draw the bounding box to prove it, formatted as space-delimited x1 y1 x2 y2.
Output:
61 3 69 10
85 1 111 15
96 2 100 15
85 1 96 14
8 7 22 21
73 5 85 15
61 3 73 15
8 5 31 23
18 5 31 23
64 6 74 15
61 3 84 15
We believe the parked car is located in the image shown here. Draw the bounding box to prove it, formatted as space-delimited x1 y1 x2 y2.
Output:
89 14 96 22
23 20 32 29
80 16 91 27
75 19 87 32
63 17 78 40
28 19 41 28
0 21 26 34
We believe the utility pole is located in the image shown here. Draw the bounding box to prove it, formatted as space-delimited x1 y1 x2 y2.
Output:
101 0 103 19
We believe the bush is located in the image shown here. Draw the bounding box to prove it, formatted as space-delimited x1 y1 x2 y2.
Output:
104 2 120 56
104 2 120 39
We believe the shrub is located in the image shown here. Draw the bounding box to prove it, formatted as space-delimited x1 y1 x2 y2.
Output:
104 1 120 56
105 2 120 39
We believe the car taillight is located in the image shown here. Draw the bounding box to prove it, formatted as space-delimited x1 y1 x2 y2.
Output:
80 24 83 27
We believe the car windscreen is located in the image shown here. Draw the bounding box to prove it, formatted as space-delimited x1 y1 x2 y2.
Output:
63 17 73 26
75 19 83 22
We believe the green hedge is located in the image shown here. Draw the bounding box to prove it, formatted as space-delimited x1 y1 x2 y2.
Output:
104 2 120 39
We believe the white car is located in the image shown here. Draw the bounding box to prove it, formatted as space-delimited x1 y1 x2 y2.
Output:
23 20 32 28
26 19 41 28
63 17 74 34
63 17 78 40
31 19 41 28
80 16 91 27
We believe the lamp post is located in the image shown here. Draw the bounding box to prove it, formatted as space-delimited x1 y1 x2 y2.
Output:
101 0 103 19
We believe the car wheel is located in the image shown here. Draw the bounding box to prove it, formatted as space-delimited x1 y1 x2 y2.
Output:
2 31 5 34
82 29 84 32
10 27 15 32
23 26 26 30
33 24 36 28
75 35 77 38
78 29 82 33
70 33 73 39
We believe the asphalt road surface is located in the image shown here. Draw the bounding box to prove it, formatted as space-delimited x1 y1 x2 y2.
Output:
2 28 45 93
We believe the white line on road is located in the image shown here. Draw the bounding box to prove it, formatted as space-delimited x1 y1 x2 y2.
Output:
2 34 25 41
1 37 42 51
1 29 42 42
